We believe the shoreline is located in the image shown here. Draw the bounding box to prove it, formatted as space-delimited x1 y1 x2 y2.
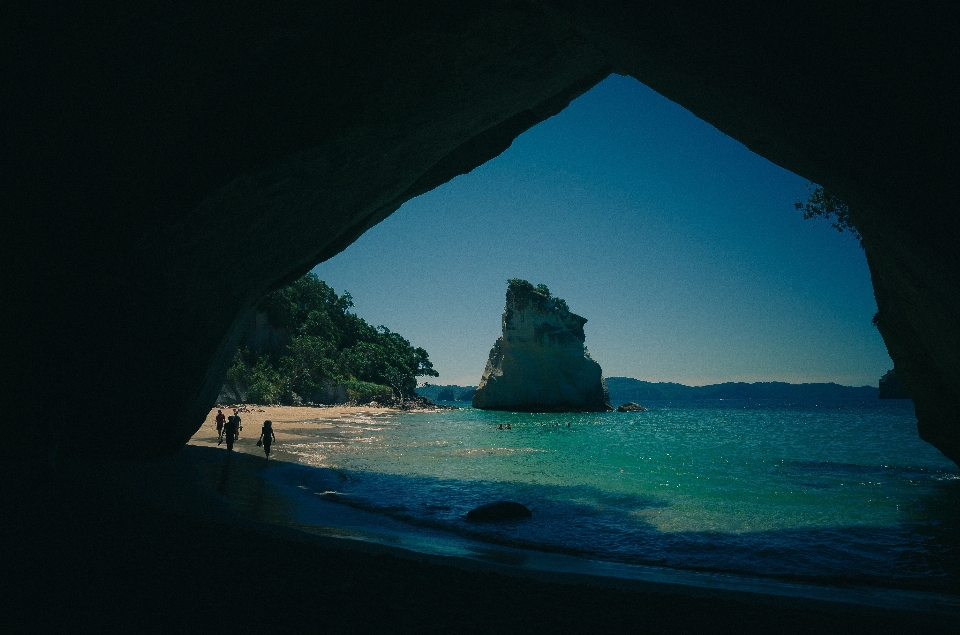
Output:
3 411 956 632
197 403 450 452
188 406 960 616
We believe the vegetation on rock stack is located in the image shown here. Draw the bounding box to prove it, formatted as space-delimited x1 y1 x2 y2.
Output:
506 278 569 313
229 273 437 404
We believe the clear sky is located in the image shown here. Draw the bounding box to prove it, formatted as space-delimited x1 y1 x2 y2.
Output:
313 74 891 388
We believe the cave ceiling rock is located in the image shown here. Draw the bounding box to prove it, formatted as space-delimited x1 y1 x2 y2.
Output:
4 2 959 466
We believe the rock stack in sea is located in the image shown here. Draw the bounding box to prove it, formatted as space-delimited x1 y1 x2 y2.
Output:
472 280 613 413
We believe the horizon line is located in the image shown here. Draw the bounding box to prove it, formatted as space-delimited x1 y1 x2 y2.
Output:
423 376 881 389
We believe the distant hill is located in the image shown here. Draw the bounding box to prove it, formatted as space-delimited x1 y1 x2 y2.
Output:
417 384 477 402
418 378 880 405
605 377 878 402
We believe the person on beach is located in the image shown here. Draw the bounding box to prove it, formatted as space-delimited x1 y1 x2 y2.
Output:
233 409 242 439
215 409 225 441
258 420 276 459
223 413 239 453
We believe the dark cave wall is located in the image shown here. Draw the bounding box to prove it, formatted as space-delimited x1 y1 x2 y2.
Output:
4 2 612 458
3 2 958 464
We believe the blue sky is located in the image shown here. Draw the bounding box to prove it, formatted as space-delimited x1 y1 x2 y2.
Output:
314 74 891 387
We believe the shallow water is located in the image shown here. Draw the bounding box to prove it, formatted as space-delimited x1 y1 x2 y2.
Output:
263 399 960 595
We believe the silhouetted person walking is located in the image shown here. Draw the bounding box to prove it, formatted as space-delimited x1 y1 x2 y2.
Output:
223 413 239 453
258 420 276 460
215 409 225 442
233 409 242 439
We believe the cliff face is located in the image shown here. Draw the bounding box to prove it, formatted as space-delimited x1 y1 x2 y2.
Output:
473 282 612 412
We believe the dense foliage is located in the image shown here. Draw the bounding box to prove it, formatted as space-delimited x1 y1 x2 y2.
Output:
231 273 437 404
795 183 861 244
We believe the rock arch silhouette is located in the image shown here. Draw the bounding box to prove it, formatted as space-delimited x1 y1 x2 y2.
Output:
5 3 959 465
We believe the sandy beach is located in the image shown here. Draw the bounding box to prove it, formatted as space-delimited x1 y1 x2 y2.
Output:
2 406 956 633
196 404 395 448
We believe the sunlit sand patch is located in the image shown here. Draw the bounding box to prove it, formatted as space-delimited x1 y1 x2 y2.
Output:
291 419 339 428
188 405 408 467
200 404 395 429
192 405 402 449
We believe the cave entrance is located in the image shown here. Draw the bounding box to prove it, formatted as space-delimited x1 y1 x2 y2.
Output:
258 76 960 590
311 74 889 391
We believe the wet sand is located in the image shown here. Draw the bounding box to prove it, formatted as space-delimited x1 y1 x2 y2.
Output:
2 406 956 633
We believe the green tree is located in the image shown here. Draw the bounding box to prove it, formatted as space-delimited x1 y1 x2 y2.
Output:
246 360 285 404
281 335 339 395
337 327 438 399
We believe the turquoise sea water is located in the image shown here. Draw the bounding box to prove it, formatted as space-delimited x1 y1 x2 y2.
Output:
264 399 960 595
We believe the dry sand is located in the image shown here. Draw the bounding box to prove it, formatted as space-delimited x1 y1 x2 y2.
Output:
193 404 394 449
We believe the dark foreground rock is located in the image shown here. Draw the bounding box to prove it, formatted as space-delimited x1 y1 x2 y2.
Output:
466 501 533 522
879 369 912 400
617 402 647 412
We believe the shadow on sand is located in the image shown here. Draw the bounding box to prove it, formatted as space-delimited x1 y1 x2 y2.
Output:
1 445 958 633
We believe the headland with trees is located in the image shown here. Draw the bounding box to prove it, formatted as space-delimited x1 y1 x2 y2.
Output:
223 273 438 405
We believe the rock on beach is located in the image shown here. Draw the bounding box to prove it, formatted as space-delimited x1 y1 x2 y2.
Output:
466 501 533 522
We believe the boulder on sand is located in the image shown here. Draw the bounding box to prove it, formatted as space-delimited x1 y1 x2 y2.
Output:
466 501 532 522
